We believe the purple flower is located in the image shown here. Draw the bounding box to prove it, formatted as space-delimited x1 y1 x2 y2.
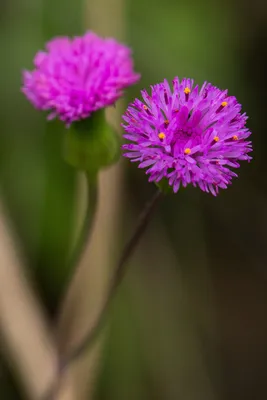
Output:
122 77 252 195
22 32 140 125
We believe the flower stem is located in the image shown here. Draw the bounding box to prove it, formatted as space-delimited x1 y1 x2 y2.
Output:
53 173 98 315
69 173 98 275
42 187 162 400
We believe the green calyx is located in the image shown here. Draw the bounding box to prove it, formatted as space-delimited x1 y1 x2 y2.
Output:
63 109 120 174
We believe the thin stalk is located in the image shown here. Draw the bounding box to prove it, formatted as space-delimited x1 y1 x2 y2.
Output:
42 187 162 400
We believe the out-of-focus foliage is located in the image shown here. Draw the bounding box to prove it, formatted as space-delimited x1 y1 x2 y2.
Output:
0 0 82 397
0 0 83 311
1 0 267 399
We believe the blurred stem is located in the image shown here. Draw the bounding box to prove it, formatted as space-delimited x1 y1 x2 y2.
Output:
0 201 60 400
43 188 163 400
58 173 99 309
71 173 98 276
62 188 162 362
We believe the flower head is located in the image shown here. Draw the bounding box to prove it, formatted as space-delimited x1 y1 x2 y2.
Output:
22 32 140 125
122 77 252 195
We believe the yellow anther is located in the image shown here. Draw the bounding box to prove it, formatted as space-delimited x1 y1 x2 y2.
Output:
232 135 238 141
164 119 169 126
184 87 191 94
221 101 228 107
143 104 148 110
158 132 166 140
184 148 191 155
213 136 219 142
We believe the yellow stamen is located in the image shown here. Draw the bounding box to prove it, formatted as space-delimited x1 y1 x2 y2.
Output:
164 119 169 126
158 132 166 140
232 135 238 141
143 105 148 110
221 101 228 107
184 87 191 94
213 136 219 142
184 148 191 155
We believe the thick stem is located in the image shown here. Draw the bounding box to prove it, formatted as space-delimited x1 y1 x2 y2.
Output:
65 174 98 285
43 188 162 400
49 173 98 325
53 173 98 351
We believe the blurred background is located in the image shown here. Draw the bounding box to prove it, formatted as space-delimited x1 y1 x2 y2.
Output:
0 0 267 399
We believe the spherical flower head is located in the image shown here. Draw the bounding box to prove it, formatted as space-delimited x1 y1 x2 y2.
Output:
122 77 252 196
22 31 140 125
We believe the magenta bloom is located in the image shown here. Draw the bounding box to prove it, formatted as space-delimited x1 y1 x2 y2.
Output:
22 32 140 124
122 77 252 195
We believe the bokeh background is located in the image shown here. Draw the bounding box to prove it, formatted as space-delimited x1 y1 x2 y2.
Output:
1 0 267 399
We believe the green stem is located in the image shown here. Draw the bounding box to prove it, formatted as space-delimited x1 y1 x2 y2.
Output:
53 172 98 323
68 173 98 275
42 188 162 400
40 173 98 400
